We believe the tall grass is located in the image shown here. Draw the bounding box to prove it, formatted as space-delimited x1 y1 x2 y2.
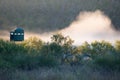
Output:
10 65 120 80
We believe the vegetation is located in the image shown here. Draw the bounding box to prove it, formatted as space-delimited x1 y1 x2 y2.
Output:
1 66 120 80
0 33 120 80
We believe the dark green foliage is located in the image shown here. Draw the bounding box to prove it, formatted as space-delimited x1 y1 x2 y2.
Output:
0 39 27 54
39 42 63 65
74 40 120 70
94 53 120 70
40 42 63 56
0 39 33 69
51 33 74 54
91 41 115 54
0 38 60 69
39 54 58 67
0 35 120 70
79 41 116 58
49 43 63 57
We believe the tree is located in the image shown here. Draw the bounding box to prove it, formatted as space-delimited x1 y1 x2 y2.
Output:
78 41 91 54
91 41 115 55
51 33 65 45
22 37 43 52
78 41 116 59
115 40 120 53
51 33 74 54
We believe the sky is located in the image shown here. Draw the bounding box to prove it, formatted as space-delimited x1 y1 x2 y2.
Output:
23 10 120 45
0 0 120 45
60 10 120 45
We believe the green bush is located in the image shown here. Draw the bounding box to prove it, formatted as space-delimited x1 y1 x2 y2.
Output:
0 39 39 69
94 53 120 70
39 54 59 67
1 38 120 70
0 39 60 69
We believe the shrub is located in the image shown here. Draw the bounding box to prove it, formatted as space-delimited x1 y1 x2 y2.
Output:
0 39 38 69
39 54 59 67
21 37 43 52
40 43 63 64
94 53 120 70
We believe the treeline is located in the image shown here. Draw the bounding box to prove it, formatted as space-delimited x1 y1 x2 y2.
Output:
0 33 120 70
